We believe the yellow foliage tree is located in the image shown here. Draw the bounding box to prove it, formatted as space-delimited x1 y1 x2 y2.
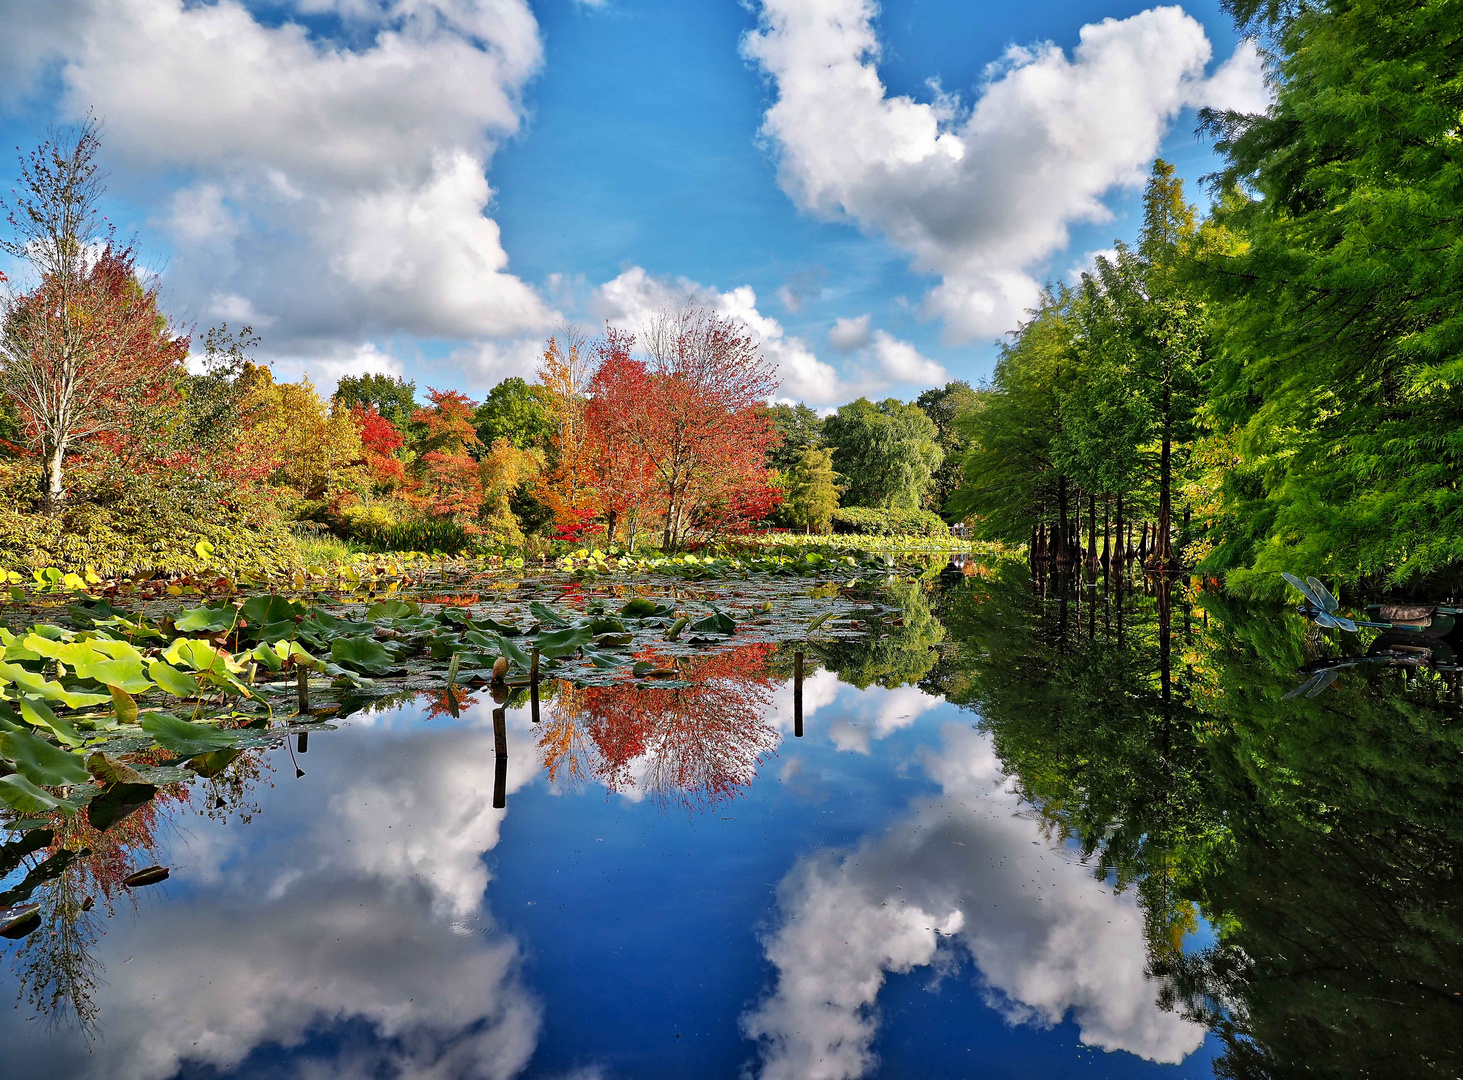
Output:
477 437 543 547
245 366 367 508
533 330 601 536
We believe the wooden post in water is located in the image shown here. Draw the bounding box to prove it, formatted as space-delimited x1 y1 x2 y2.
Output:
492 706 508 809
530 646 541 724
793 650 804 738
296 664 309 716
297 733 308 754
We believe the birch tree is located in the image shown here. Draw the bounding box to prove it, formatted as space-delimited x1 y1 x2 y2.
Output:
0 121 179 506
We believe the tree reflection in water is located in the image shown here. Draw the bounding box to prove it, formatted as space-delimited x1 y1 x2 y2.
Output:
930 559 1463 1079
9 750 270 1038
540 643 782 811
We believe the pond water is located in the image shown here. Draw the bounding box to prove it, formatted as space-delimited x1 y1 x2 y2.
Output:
2 559 1460 1079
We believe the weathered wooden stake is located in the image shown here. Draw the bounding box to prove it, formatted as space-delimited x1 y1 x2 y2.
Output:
530 646 541 724
296 664 309 715
794 650 804 738
492 706 508 809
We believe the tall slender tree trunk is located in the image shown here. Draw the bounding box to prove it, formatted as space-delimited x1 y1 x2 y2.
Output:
1156 360 1175 569
1101 495 1111 587
1086 493 1097 583
1113 493 1125 578
1056 475 1070 576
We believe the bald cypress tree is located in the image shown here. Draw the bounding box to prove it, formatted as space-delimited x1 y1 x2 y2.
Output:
1199 0 1463 590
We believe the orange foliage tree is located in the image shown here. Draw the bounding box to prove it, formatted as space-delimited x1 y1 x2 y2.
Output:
410 388 483 522
589 305 781 550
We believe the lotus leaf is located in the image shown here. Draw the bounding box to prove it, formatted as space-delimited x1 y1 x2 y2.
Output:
529 602 569 627
619 597 661 618
587 617 627 635
241 594 308 625
0 729 89 786
174 603 238 633
0 662 110 708
186 748 239 779
532 625 595 658
86 752 144 785
329 636 395 674
365 598 420 620
689 608 736 635
139 712 240 757
110 685 140 726
18 697 83 745
87 782 158 832
0 774 79 816
469 616 522 636
149 661 200 697
494 635 532 670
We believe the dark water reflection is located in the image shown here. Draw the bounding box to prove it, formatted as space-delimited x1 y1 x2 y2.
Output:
2 561 1461 1078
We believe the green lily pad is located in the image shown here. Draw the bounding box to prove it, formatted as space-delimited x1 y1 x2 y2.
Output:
174 603 238 633
149 660 200 697
529 602 570 627
365 598 420 620
533 624 595 659
329 635 395 674
0 774 80 816
139 713 240 757
241 594 309 626
0 729 89 786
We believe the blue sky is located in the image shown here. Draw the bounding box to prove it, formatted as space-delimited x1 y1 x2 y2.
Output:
0 0 1265 407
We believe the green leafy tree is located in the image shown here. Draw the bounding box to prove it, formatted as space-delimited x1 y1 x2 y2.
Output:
473 376 553 451
824 397 942 510
1196 0 1463 590
781 445 840 534
949 288 1075 544
763 402 824 472
915 380 978 520
332 373 417 427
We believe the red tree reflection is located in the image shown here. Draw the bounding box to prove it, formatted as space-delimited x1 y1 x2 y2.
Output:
541 644 781 810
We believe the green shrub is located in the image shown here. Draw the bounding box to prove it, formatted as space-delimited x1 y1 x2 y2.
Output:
0 464 299 576
831 507 950 537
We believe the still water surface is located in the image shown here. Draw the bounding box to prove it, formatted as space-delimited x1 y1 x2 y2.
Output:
2 563 1458 1078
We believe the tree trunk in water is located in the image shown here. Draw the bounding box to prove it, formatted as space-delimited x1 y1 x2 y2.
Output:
1114 494 1125 578
1086 493 1097 582
1101 495 1111 591
1156 358 1174 569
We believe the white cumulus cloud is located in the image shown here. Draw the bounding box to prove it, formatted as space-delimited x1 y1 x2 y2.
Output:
743 2 1271 342
0 0 556 383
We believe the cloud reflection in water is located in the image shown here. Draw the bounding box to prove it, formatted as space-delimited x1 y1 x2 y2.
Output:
0 706 544 1080
742 719 1206 1080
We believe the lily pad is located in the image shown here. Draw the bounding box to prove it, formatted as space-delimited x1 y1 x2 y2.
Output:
329 636 396 675
139 713 240 757
0 728 90 786
0 774 80 816
533 624 595 659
